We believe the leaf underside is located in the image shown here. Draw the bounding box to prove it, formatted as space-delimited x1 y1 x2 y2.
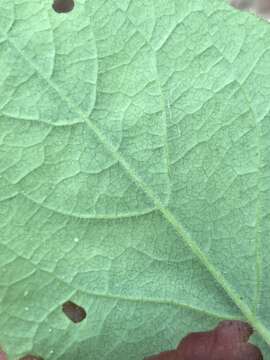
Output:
0 1 270 359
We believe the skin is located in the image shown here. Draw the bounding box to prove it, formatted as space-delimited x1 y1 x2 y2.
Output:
230 0 254 9
145 321 262 360
0 350 7 360
230 0 270 17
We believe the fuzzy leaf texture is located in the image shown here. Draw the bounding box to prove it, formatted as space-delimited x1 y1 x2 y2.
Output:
0 0 270 359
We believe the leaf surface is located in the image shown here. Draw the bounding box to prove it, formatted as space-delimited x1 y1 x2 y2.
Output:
0 0 270 359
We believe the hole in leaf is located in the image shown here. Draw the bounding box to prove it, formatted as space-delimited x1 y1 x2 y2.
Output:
19 356 44 360
62 301 86 323
52 0 75 13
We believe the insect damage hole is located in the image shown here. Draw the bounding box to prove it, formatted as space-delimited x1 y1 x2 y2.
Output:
62 301 86 323
52 0 75 13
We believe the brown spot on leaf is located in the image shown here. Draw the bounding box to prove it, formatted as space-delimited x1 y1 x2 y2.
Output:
62 301 86 323
52 0 74 13
145 320 263 360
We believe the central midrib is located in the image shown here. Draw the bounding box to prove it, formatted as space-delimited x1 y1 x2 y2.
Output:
4 33 270 346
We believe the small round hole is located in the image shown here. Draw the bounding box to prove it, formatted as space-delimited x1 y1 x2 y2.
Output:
62 301 86 323
52 0 75 13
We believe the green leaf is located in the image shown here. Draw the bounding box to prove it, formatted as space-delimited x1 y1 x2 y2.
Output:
0 0 269 359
